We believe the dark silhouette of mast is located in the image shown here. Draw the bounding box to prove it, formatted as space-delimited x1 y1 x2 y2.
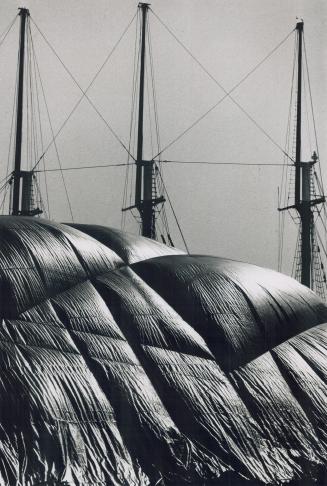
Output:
12 7 29 216
135 3 147 209
11 7 42 217
279 20 325 289
295 20 312 287
294 21 302 208
123 2 165 239
136 2 156 238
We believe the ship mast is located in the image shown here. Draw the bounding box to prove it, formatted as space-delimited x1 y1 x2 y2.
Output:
295 20 311 287
295 20 325 287
12 7 29 216
136 2 158 238
11 7 42 217
135 2 147 211
294 21 302 209
124 2 165 239
280 20 325 289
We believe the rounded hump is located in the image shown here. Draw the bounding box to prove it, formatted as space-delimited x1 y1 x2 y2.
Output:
0 216 326 484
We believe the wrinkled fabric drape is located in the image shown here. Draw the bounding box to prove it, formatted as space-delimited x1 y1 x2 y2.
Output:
0 216 326 485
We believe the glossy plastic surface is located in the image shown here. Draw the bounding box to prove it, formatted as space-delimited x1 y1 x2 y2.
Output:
0 216 326 485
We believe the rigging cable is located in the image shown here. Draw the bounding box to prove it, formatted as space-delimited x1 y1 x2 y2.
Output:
147 18 172 243
0 175 12 193
304 37 325 197
148 20 162 158
160 160 290 166
2 41 20 214
122 9 140 230
35 163 128 172
155 163 189 253
150 9 294 162
34 160 290 173
303 34 327 250
303 68 313 155
30 13 137 171
0 180 12 213
30 24 74 221
0 173 12 188
0 14 18 50
29 22 50 217
316 224 327 260
278 33 297 271
304 35 327 282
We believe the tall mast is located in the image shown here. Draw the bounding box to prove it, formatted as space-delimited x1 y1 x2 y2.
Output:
125 2 164 239
294 20 312 287
135 3 148 209
12 7 29 216
294 21 302 207
136 2 155 238
279 20 325 289
295 20 311 287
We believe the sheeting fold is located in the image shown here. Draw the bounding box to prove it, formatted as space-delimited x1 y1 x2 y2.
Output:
0 216 326 485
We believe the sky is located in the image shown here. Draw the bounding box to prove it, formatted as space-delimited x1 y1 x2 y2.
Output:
0 0 326 276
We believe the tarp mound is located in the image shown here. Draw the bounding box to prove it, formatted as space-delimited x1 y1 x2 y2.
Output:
0 216 326 485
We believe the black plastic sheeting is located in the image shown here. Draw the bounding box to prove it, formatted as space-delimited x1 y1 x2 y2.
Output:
0 216 326 485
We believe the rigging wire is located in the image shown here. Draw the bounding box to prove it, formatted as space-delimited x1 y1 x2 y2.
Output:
0 173 12 188
33 174 48 218
160 160 290 166
316 224 327 260
0 180 12 213
0 175 12 192
278 33 297 271
304 36 327 288
29 23 74 221
35 163 129 172
29 22 50 217
279 28 327 292
303 37 325 197
34 160 290 173
0 14 18 50
0 18 21 215
303 35 327 244
148 20 162 159
145 59 155 156
122 9 140 230
30 14 136 171
155 163 189 253
147 18 172 242
303 69 313 155
3 42 20 214
150 9 294 162
144 19 167 240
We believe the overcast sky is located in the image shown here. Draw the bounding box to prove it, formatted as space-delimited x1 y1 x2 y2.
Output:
0 0 326 276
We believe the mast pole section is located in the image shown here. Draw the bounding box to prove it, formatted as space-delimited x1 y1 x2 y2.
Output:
12 7 29 216
135 2 156 238
295 20 303 208
123 2 165 239
295 20 311 288
135 3 149 209
301 161 312 287
278 22 325 290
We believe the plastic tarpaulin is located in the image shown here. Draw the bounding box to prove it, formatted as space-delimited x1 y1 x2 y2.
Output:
0 216 326 485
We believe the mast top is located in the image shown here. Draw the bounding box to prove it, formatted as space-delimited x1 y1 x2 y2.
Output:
296 19 304 31
138 3 150 8
18 7 30 16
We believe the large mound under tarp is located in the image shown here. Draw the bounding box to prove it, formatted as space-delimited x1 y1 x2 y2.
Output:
0 216 326 485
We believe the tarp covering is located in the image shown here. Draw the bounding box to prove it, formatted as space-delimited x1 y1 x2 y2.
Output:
0 216 326 485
